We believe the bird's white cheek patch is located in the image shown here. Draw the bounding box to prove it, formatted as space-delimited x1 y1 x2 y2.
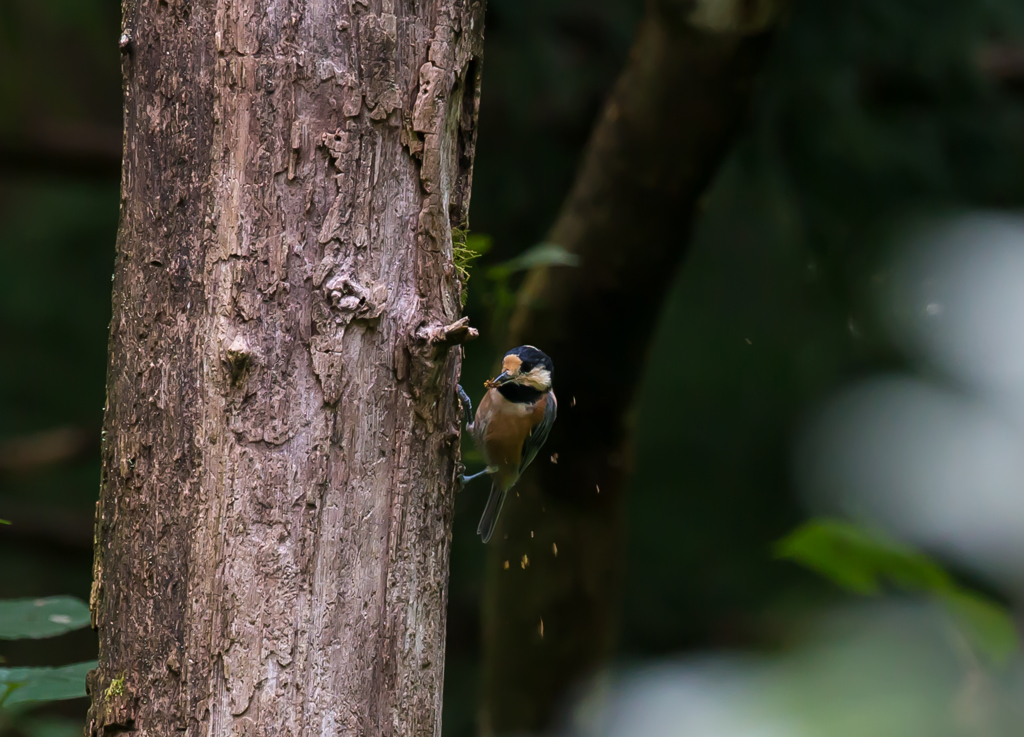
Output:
522 368 551 390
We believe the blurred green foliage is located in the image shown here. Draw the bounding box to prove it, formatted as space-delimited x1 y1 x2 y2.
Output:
474 240 579 338
1 662 93 710
0 597 95 737
778 519 1018 665
0 599 91 641
620 0 1024 661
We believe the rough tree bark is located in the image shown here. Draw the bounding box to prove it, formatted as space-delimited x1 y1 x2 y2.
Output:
87 1 484 735
481 1 784 733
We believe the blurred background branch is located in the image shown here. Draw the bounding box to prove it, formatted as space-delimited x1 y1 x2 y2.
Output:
0 427 97 475
481 4 783 732
0 122 120 180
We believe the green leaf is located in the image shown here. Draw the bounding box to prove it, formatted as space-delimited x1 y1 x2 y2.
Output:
0 598 91 640
942 590 1019 666
487 242 580 279
0 662 95 708
0 519 10 525
775 520 953 596
777 519 1018 665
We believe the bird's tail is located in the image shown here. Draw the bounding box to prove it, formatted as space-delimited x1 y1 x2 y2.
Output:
477 482 507 544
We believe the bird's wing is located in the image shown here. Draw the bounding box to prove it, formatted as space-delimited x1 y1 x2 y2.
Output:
519 390 557 475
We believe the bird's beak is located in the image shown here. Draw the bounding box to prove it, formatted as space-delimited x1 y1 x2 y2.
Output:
490 371 515 387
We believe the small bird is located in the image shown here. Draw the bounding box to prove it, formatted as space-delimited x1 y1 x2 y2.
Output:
459 345 557 543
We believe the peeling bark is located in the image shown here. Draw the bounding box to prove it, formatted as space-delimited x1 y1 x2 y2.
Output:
480 2 782 733
87 1 485 735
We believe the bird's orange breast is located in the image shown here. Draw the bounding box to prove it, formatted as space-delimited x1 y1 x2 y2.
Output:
474 390 549 489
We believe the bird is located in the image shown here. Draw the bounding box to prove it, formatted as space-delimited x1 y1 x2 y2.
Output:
458 345 557 543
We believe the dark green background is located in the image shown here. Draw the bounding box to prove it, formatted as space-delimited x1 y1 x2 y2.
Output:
2 1 1024 735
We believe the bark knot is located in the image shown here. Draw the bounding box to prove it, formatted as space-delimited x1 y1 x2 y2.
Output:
224 335 252 386
324 275 386 324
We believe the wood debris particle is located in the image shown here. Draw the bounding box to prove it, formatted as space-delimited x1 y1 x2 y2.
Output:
571 396 576 407
539 618 544 638
552 543 558 557
596 484 600 494
503 560 509 570
521 554 529 569
550 453 558 464
530 530 534 538
745 338 752 345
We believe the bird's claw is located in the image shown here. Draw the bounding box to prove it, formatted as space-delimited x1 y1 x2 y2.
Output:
460 468 491 486
457 384 473 420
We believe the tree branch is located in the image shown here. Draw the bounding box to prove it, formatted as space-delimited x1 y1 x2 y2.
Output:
481 2 784 732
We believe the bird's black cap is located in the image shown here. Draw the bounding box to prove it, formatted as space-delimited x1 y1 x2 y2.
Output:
506 345 553 376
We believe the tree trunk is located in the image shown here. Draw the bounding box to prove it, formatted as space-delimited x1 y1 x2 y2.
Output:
87 1 485 735
481 2 782 733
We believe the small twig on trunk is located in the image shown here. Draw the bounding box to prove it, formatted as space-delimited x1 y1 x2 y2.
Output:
416 317 479 346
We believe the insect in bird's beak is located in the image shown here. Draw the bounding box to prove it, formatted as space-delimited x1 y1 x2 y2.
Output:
485 371 515 389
